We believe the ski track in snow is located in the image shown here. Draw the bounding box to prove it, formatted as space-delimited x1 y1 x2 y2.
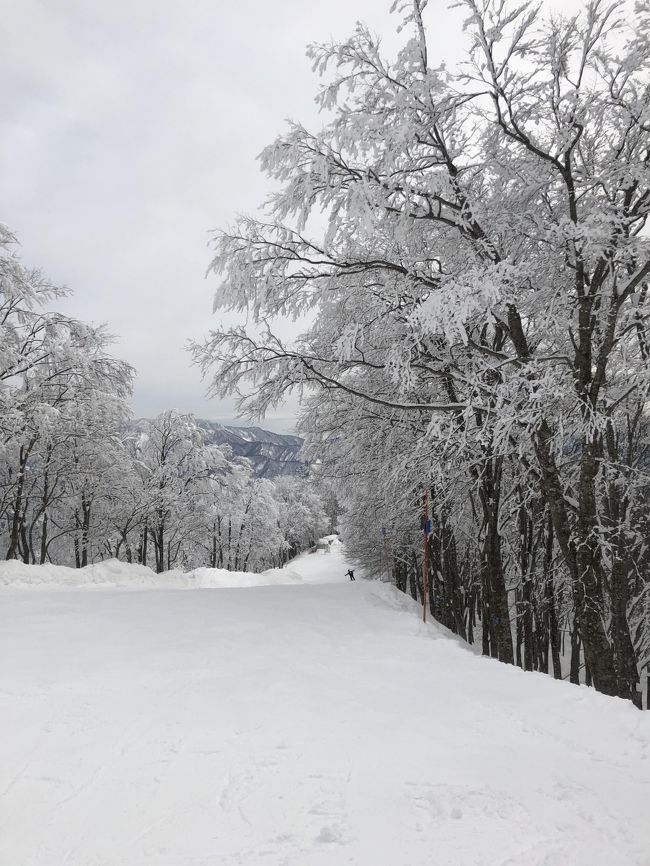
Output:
1 543 650 865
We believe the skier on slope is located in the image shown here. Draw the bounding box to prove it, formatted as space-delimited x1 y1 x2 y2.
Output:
345 569 355 581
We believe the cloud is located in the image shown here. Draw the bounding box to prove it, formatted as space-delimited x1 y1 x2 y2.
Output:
0 0 464 432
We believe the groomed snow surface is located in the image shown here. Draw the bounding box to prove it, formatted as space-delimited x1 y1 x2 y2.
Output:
1 540 649 865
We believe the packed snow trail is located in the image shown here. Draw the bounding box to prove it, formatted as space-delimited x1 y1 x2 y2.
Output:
1 544 649 865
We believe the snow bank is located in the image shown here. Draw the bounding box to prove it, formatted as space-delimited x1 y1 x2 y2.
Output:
0 536 348 590
0 557 305 590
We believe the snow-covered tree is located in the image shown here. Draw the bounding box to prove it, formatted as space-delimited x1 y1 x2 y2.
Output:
0 227 328 579
131 411 231 572
195 0 650 704
0 227 134 564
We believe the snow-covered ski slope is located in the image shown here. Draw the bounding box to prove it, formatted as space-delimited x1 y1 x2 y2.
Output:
1 542 649 865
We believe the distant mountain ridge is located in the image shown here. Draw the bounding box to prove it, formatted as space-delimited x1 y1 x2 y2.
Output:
196 421 305 478
132 418 306 477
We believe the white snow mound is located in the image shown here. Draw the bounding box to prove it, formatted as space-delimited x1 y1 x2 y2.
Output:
0 557 305 590
0 535 348 590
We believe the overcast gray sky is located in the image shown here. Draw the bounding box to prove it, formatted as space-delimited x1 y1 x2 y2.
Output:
0 0 570 432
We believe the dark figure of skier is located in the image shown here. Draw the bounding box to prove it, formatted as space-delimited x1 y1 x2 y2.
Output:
345 569 355 581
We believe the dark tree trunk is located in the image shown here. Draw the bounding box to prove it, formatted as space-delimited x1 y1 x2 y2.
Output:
478 457 513 664
535 421 618 696
408 550 419 601
574 439 618 696
543 515 562 680
80 495 91 568
466 581 475 645
442 521 467 640
19 515 30 564
481 585 491 658
7 446 28 561
610 551 641 706
152 507 165 573
210 522 218 568
602 426 642 706
570 613 581 685
394 557 407 593
138 520 149 566
39 511 48 565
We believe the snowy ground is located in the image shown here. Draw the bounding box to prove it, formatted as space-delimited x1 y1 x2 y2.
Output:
1 543 649 865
